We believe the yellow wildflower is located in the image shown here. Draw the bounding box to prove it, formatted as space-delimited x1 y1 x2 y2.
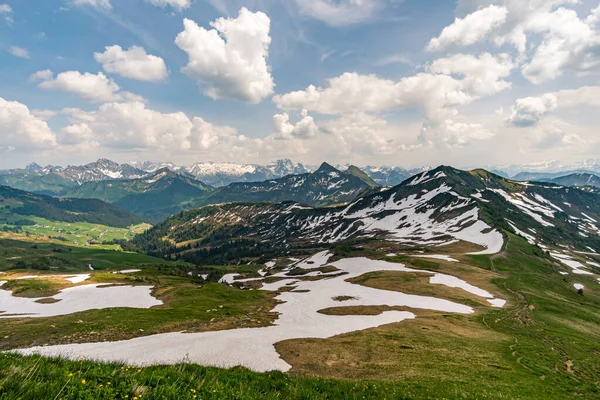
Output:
81 380 86 385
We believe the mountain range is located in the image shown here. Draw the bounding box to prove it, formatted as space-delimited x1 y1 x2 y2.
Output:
131 166 600 266
194 162 378 209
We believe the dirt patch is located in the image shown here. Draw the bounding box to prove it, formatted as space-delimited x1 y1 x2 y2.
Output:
34 298 61 304
332 296 357 302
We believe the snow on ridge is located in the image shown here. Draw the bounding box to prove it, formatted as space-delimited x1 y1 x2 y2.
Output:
293 185 504 255
187 162 257 177
488 188 555 227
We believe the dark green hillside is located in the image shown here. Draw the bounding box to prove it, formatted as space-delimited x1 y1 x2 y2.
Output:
65 169 213 222
0 172 77 196
0 185 143 228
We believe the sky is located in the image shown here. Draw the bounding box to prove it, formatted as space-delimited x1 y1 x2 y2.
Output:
1 0 599 169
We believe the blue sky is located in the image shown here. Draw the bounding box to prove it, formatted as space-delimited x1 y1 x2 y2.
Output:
1 0 599 169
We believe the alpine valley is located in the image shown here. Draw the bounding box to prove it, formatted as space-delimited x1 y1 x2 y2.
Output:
1 160 600 400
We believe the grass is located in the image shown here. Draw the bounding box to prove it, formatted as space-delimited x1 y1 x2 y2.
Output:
0 278 65 298
0 353 450 400
276 234 600 398
2 218 151 250
0 237 183 272
1 234 600 399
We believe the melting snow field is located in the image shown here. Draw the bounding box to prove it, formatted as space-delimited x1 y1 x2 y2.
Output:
15 252 505 372
0 284 162 318
412 255 459 262
550 252 593 275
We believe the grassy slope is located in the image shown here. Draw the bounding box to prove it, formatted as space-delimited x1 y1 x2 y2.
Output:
0 234 599 398
0 237 170 271
276 234 600 398
5 217 151 250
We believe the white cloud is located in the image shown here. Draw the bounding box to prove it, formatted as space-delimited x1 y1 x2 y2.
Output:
0 4 12 25
504 85 600 128
273 73 399 115
30 69 53 82
9 46 29 58
294 0 383 27
31 109 58 120
427 52 513 97
427 5 508 52
274 52 514 149
175 8 274 103
68 0 112 9
0 97 57 150
94 45 168 82
144 0 190 11
59 123 94 145
275 53 513 123
521 7 598 83
431 119 494 147
273 110 319 140
61 101 251 154
529 125 585 150
36 70 137 103
554 86 600 107
505 94 557 127
445 1 600 83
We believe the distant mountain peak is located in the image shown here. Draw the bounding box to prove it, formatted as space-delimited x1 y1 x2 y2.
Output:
315 162 339 174
25 163 43 172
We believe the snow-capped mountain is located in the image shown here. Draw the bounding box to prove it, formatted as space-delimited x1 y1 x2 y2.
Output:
129 161 185 174
0 159 150 196
185 159 310 187
196 162 377 208
66 168 213 222
58 159 148 184
132 166 600 277
491 159 600 178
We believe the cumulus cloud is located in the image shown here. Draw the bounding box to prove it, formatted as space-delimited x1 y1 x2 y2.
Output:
274 52 516 149
61 101 251 154
276 53 513 116
427 5 508 51
444 1 600 83
144 0 190 11
505 94 557 127
29 69 53 82
59 123 94 145
529 126 585 150
0 97 57 150
175 8 274 103
521 7 598 83
294 0 384 27
94 45 168 82
35 70 142 103
68 0 112 9
426 52 513 97
9 46 29 59
273 110 319 140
